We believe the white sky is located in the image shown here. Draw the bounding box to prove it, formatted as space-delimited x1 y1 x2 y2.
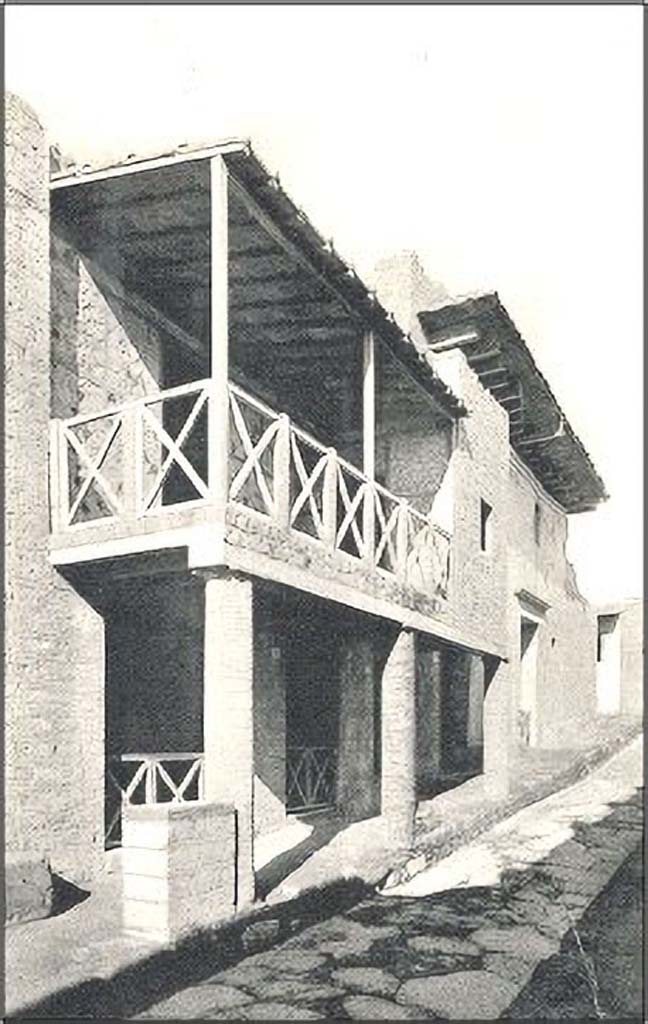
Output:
7 4 642 604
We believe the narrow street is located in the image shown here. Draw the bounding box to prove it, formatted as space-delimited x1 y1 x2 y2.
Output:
133 737 643 1021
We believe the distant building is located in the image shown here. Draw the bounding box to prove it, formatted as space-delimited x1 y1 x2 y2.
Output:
6 93 610 936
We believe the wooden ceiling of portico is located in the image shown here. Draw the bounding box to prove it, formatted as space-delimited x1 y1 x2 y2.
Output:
51 162 456 445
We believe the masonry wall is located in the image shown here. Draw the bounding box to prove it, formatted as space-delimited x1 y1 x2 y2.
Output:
50 238 163 418
429 350 510 655
505 455 597 748
5 94 105 893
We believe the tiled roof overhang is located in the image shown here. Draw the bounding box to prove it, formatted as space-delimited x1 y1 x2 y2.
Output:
50 140 466 422
419 293 608 513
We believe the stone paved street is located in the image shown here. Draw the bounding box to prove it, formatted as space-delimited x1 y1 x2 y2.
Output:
133 737 642 1021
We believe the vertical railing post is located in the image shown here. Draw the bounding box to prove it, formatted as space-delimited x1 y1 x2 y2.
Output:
145 759 156 804
363 481 376 570
121 403 138 520
396 502 409 583
273 413 291 530
323 448 338 549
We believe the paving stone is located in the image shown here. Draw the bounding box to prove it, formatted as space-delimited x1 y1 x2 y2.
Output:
343 994 431 1019
331 966 399 997
212 964 272 990
138 983 253 1018
471 925 559 961
254 978 343 1003
295 918 398 960
397 970 518 1019
407 934 481 958
247 950 328 973
483 951 537 987
238 1001 323 1020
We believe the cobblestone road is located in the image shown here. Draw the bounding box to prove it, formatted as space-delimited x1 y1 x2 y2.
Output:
134 739 642 1021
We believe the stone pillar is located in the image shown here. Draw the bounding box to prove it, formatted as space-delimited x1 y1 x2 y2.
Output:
338 635 376 821
202 570 255 907
483 655 511 798
381 628 416 845
415 645 442 792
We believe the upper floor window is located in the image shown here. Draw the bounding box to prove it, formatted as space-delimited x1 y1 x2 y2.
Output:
480 499 492 552
534 502 541 545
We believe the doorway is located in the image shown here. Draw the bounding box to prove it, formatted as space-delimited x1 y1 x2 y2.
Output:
519 616 539 746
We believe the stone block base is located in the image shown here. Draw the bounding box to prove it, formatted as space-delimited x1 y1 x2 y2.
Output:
5 857 53 924
121 801 236 944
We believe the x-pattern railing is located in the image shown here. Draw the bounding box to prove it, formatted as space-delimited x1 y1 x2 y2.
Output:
51 378 451 600
228 385 280 517
105 752 204 846
289 431 328 540
140 385 210 513
286 745 337 811
59 411 125 526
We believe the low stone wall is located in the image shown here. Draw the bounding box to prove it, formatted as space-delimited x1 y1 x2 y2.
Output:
121 801 236 945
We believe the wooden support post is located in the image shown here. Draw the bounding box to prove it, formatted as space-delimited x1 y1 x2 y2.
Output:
362 330 375 481
323 448 338 549
273 413 291 530
209 156 230 515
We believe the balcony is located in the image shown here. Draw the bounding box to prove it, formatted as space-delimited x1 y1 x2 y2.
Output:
49 378 451 616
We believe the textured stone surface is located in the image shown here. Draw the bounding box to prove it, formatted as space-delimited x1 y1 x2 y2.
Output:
397 970 518 1019
471 925 559 961
238 1002 322 1020
407 934 481 958
136 983 252 1018
343 994 430 1019
331 966 399 997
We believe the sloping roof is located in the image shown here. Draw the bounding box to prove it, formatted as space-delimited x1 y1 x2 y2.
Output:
50 139 465 421
419 293 608 513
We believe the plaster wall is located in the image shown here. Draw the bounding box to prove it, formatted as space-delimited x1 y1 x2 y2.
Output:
619 601 643 716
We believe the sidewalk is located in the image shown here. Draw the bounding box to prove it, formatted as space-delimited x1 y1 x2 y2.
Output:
4 718 642 1019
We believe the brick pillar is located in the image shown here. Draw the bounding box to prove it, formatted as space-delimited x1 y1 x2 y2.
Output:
338 635 376 821
381 628 416 845
483 655 511 798
202 570 255 907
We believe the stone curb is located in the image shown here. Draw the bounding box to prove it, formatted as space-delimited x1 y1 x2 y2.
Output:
382 725 643 891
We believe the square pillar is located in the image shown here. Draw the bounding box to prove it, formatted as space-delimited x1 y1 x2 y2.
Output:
202 569 255 907
381 627 416 846
483 655 511 798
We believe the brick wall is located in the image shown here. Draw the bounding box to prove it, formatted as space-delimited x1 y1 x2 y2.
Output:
5 94 105 892
506 454 597 748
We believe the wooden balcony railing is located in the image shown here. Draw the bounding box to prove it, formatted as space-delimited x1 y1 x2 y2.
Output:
50 378 451 596
105 752 204 846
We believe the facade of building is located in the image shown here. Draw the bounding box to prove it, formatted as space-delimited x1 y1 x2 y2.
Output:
5 94 609 934
595 598 643 718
